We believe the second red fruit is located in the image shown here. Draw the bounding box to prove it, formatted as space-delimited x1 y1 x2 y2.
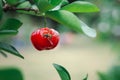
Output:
31 27 60 51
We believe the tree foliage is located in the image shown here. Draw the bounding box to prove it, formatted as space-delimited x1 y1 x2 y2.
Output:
0 0 99 58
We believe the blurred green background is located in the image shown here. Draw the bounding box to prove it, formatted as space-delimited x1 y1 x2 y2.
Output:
0 0 120 80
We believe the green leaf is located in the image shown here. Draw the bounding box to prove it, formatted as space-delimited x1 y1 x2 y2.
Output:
49 0 62 7
61 1 99 13
53 63 71 80
80 20 96 37
0 18 22 35
0 18 22 30
16 1 40 16
0 50 7 57
17 1 31 8
6 0 20 5
97 72 109 80
83 74 88 80
0 68 24 80
35 0 52 12
52 0 69 11
0 42 24 59
61 0 69 6
34 0 62 12
0 0 3 20
46 10 96 37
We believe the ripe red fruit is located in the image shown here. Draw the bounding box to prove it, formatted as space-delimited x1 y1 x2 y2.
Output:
31 27 60 51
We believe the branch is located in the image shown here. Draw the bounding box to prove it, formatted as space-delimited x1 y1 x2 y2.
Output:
3 4 39 14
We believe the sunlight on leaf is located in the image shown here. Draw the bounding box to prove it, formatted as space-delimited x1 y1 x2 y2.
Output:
46 10 96 37
61 1 99 13
0 30 18 35
80 20 96 38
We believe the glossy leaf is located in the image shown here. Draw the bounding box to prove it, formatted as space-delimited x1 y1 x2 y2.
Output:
61 1 99 13
80 20 96 37
0 0 3 20
34 0 62 12
0 68 24 80
6 0 20 5
53 63 71 80
0 18 22 35
46 10 96 37
0 42 24 59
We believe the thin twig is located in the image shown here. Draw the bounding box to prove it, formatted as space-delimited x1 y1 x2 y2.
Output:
44 15 47 27
3 4 39 13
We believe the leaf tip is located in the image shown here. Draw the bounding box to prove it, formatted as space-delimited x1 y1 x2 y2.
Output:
95 7 100 12
20 55 24 59
53 63 71 80
89 29 97 38
83 74 88 80
53 63 58 67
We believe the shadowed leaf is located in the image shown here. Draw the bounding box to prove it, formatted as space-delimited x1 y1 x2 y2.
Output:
0 42 24 59
0 18 22 35
0 0 3 20
97 72 109 80
0 50 7 57
0 68 24 80
6 0 20 5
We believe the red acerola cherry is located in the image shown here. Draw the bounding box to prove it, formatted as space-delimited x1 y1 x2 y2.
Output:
31 27 60 51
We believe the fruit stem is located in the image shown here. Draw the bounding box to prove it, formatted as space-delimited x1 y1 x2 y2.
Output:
43 15 47 27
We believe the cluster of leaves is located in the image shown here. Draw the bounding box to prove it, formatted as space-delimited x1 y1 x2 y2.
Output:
0 0 99 80
0 63 88 80
0 0 100 80
0 0 99 58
